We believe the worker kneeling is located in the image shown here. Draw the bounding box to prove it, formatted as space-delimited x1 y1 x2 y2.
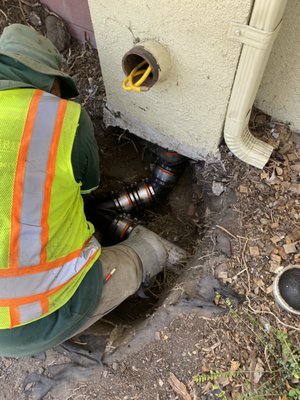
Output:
0 24 167 357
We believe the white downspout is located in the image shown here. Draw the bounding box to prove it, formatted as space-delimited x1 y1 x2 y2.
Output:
224 0 288 169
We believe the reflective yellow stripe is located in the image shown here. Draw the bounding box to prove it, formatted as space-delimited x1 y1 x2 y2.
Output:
0 237 99 299
19 93 62 267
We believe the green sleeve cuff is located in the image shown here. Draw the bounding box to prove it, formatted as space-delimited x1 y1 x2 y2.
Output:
80 185 99 195
71 107 100 191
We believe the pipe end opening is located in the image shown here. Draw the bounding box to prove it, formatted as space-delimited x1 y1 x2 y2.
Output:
122 48 159 90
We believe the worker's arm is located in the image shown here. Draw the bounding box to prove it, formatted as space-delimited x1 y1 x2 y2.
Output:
71 107 100 194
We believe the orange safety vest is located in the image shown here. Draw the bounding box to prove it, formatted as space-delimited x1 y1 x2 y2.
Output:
0 88 101 329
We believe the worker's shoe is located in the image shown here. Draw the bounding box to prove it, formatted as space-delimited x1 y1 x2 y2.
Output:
122 225 168 285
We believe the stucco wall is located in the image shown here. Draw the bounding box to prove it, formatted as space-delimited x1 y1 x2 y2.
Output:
256 0 300 132
88 0 253 160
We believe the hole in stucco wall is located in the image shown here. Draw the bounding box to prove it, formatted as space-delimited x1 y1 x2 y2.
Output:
122 51 158 89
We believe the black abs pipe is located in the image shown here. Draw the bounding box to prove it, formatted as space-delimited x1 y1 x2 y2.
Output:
86 147 185 245
97 149 185 213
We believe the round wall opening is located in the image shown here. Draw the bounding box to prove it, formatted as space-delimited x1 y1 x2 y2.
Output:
122 40 171 91
122 49 159 90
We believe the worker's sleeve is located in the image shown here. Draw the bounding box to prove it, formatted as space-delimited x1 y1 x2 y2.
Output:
71 107 100 194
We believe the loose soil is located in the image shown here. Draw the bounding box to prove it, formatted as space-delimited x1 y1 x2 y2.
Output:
0 2 299 400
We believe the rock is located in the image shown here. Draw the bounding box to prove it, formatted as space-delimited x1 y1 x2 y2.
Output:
215 229 232 257
45 15 71 52
214 262 228 279
112 362 118 371
29 11 42 27
212 181 224 196
271 130 280 139
158 378 164 387
197 275 221 302
102 370 108 378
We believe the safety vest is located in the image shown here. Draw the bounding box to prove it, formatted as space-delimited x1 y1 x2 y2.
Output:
0 88 101 329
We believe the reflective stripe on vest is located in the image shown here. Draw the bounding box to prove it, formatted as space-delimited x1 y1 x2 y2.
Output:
0 236 99 298
18 91 62 267
0 89 100 328
10 90 68 268
2 236 99 324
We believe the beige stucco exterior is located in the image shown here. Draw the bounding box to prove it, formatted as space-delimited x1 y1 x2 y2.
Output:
256 0 300 132
88 0 253 160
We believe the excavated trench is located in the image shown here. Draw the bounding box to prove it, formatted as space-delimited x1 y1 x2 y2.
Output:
78 128 209 362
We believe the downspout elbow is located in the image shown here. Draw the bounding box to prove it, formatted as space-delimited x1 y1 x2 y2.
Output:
224 0 288 169
224 117 274 169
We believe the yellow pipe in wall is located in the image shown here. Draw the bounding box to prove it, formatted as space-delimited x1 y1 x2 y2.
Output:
122 40 171 92
122 61 152 92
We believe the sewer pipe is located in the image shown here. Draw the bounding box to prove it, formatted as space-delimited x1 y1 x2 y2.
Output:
86 149 185 244
97 150 185 214
224 0 288 169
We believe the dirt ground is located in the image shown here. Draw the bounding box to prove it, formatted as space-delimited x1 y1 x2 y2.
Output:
0 2 299 400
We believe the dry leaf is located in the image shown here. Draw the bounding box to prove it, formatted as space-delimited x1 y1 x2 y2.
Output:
255 114 268 124
266 170 277 183
287 153 298 161
249 246 260 257
283 242 298 254
260 218 269 225
216 271 228 280
270 254 281 264
239 185 248 194
266 285 273 294
269 262 283 274
285 379 293 390
276 166 283 175
231 390 241 400
278 247 288 260
289 184 300 194
291 164 300 172
216 374 230 386
168 372 192 400
281 181 291 191
202 381 213 395
288 229 300 242
158 378 164 387
270 222 279 228
253 360 264 384
254 277 265 289
230 360 240 372
260 171 269 180
271 235 283 244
